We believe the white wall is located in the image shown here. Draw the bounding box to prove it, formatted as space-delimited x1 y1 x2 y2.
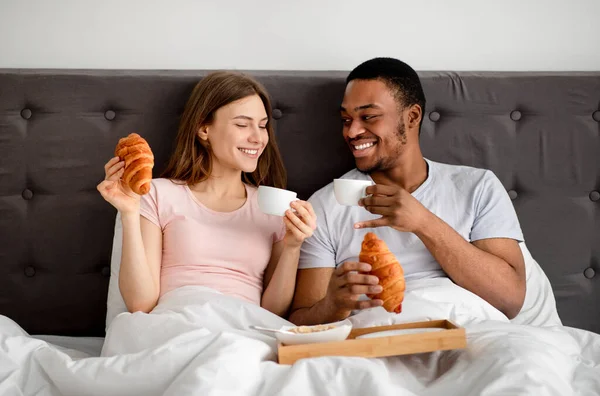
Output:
0 0 598 71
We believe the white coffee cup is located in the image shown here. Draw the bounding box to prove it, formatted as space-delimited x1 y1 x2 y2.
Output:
333 179 374 206
257 186 298 216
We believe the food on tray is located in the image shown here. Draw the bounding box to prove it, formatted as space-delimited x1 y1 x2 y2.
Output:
289 324 337 334
359 232 405 313
114 133 154 195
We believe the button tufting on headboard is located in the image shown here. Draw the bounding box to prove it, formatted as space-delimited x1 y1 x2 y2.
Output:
101 266 111 277
24 266 36 278
104 110 116 121
510 110 522 121
21 189 33 200
592 111 600 122
508 190 518 200
590 191 600 202
584 267 596 279
272 108 283 120
20 108 32 120
428 111 440 122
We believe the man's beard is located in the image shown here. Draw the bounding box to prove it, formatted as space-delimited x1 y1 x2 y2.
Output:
357 120 407 174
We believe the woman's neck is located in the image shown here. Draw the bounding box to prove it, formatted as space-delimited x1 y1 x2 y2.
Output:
189 162 246 199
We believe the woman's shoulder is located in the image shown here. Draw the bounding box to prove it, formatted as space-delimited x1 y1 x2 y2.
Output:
245 183 259 195
144 178 188 202
150 178 186 190
245 184 260 209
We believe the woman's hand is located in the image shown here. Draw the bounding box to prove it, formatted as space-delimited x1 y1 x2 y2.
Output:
283 200 317 249
96 157 141 214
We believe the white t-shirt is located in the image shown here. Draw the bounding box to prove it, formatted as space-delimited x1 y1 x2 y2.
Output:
299 158 524 280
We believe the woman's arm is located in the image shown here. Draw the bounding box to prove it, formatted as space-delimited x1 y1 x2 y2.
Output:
261 200 317 317
261 241 300 317
119 213 163 313
98 156 163 314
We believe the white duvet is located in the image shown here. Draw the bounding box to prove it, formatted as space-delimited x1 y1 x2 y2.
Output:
1 279 599 396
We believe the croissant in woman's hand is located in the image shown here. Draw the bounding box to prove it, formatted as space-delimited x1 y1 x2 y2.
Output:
114 133 154 195
359 232 405 313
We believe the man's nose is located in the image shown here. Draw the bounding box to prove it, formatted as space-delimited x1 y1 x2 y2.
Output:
346 120 365 139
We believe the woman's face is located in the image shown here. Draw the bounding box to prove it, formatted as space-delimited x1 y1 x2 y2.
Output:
201 94 269 174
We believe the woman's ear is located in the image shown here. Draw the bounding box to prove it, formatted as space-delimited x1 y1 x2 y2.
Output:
197 125 209 142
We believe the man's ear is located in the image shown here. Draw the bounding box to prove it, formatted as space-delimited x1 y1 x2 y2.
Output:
407 104 422 129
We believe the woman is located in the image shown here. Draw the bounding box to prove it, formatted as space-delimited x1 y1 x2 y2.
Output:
97 72 316 318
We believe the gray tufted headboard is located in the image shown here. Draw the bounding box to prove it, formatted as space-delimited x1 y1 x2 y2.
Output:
0 69 599 337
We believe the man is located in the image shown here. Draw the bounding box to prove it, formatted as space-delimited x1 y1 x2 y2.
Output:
289 57 526 325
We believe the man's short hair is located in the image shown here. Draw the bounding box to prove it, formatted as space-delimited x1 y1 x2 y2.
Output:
347 57 426 129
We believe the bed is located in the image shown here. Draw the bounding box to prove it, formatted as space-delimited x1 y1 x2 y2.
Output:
0 69 599 395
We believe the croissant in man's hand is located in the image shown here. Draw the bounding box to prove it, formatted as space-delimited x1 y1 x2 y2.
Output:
359 232 405 313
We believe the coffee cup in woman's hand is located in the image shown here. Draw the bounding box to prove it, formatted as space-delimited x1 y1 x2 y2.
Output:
257 186 298 217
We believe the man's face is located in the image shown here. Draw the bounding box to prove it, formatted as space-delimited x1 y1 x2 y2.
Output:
340 79 407 173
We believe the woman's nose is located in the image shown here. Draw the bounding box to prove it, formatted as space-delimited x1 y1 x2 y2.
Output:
249 126 263 143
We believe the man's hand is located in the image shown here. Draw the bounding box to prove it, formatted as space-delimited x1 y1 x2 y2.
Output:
288 262 384 325
355 184 431 232
323 262 384 319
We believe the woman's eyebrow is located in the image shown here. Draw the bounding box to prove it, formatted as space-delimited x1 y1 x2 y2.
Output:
233 115 269 121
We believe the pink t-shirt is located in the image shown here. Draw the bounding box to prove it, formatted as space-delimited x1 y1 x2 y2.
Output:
139 178 286 305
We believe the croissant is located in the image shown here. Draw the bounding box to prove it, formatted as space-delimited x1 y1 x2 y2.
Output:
114 133 154 195
359 232 405 313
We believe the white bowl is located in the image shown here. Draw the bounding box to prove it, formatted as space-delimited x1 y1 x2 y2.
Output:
276 319 353 346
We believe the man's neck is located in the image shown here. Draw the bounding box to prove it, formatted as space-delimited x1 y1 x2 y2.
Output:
370 152 428 194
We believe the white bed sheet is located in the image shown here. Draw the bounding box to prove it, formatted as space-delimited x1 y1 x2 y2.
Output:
31 335 104 358
1 279 599 396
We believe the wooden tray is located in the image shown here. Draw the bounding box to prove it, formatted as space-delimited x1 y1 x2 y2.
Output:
277 319 466 365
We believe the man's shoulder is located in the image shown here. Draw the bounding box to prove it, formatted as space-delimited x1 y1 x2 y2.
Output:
429 159 494 186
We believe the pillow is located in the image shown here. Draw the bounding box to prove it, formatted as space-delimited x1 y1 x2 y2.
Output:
105 214 561 330
510 241 562 326
106 212 127 332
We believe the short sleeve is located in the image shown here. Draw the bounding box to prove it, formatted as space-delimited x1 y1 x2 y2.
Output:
139 182 161 228
299 192 336 269
470 171 524 243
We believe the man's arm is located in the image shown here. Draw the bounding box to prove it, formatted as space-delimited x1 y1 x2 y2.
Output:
356 181 526 319
415 212 525 318
288 268 335 325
